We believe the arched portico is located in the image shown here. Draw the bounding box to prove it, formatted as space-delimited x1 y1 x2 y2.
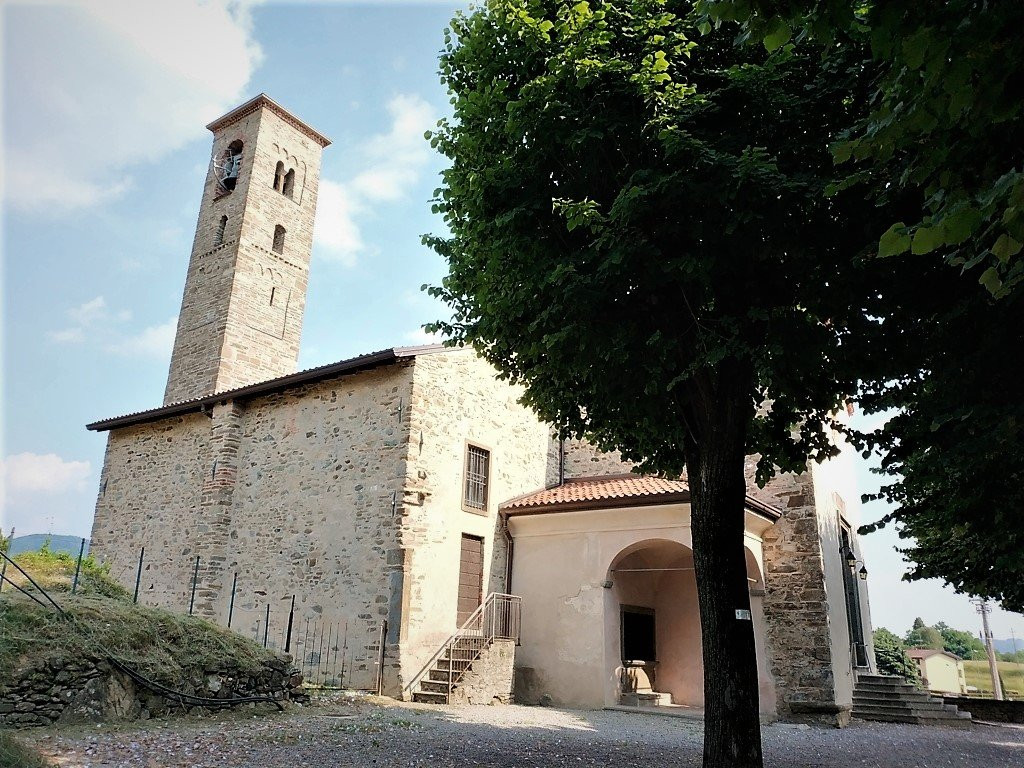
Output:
602 538 775 712
504 476 781 714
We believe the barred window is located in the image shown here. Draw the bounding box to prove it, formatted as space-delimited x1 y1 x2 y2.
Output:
464 445 490 511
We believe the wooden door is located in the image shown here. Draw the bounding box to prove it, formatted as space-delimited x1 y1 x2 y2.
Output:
457 534 484 626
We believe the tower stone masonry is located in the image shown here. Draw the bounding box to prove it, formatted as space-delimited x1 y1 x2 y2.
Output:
163 95 330 404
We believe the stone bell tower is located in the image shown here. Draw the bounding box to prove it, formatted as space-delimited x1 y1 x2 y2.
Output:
163 94 330 404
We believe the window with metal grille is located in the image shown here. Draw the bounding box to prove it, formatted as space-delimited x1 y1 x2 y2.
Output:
464 445 490 511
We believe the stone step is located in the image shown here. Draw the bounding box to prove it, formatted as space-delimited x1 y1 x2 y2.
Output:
412 690 448 704
435 658 472 671
419 680 452 694
854 709 972 728
854 684 926 698
856 674 911 685
429 669 460 682
445 648 482 661
853 695 947 711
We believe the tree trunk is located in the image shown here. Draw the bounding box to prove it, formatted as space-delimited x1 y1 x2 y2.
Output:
686 370 763 768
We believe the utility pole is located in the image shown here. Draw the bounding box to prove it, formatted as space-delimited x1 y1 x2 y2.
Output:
971 598 1004 700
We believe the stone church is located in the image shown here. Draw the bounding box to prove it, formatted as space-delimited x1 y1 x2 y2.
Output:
88 95 876 724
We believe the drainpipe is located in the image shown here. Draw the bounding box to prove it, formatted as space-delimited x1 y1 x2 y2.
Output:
501 513 515 594
558 437 566 485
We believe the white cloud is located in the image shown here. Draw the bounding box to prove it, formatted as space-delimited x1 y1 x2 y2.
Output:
315 94 436 265
47 297 175 360
3 0 261 213
1 453 92 496
47 327 86 344
0 453 95 537
106 317 178 360
312 180 364 267
404 327 442 346
67 296 107 326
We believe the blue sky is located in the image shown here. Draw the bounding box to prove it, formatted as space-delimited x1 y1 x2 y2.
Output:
2 1 1021 642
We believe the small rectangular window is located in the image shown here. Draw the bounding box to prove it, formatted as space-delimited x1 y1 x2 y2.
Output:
463 444 490 512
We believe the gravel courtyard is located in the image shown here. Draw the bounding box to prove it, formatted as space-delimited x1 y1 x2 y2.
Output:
23 697 1024 768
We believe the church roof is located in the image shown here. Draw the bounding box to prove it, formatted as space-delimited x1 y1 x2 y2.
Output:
500 474 781 520
86 345 449 432
206 93 332 147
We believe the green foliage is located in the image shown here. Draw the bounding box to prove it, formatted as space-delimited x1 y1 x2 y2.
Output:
999 650 1024 664
0 731 51 768
5 545 129 600
424 4 915 762
905 623 943 651
872 627 921 685
0 594 277 690
426 0 903 482
697 0 1024 620
696 1 1024 297
934 622 986 661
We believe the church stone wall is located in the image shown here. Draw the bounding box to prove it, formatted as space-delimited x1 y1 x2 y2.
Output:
395 349 549 695
91 414 211 609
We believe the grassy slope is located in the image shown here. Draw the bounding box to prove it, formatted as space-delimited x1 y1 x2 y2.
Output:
963 659 1024 697
0 731 51 768
0 593 279 690
2 546 128 600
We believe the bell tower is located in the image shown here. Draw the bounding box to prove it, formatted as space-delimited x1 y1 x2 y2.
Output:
163 94 330 404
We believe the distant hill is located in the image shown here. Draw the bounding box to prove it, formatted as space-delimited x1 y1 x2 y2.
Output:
994 637 1022 654
7 534 89 557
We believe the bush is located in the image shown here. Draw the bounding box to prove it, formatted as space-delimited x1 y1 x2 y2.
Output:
3 540 129 600
873 627 922 685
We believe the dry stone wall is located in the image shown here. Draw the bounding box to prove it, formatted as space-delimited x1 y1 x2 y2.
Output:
0 655 301 728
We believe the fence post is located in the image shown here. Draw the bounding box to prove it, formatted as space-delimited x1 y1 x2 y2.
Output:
71 538 87 595
263 604 270 648
0 526 11 595
133 547 145 604
376 619 388 695
284 595 295 653
227 572 237 628
188 555 200 615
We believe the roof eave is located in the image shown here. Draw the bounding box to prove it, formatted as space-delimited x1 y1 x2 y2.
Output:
205 93 331 147
86 349 401 432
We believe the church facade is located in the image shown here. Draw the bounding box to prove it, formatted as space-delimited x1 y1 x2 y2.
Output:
88 95 875 725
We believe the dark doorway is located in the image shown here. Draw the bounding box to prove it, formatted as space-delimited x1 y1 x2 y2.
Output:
621 606 656 662
839 523 868 667
457 534 484 625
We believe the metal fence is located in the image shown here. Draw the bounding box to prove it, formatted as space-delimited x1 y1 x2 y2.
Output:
1 538 387 692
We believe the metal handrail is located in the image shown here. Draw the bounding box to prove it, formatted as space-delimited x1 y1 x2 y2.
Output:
405 592 521 701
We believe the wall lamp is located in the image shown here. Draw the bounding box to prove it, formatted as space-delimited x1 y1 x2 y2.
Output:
844 547 869 580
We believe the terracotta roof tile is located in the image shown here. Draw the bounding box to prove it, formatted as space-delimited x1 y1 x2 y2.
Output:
500 474 782 520
501 475 689 511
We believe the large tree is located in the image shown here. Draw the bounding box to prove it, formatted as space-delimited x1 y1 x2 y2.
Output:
425 2 909 764
693 0 1024 613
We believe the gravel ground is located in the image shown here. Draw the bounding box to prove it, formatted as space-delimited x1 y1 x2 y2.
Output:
20 696 1024 768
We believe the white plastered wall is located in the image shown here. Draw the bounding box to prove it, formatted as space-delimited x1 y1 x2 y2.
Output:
508 503 777 712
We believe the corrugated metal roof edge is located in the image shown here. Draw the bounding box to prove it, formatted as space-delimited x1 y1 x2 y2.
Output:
86 344 456 432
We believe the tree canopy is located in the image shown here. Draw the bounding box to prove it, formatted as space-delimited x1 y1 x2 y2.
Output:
425 1 915 764
873 627 922 684
695 0 1024 613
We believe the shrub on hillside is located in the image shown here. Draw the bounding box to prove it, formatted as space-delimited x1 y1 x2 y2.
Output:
874 628 922 685
3 540 128 600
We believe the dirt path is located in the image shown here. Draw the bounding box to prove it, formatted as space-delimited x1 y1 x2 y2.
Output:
20 697 1024 767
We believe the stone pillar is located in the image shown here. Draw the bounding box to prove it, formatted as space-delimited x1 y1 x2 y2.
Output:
192 400 244 620
760 474 846 725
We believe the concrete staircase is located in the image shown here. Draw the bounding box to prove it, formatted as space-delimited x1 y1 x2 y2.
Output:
853 674 972 727
411 638 481 704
